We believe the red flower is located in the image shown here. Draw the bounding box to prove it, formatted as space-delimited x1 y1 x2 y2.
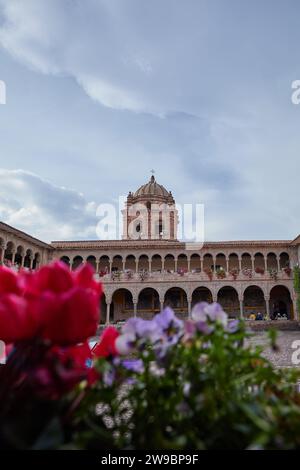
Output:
0 294 39 343
0 267 21 295
93 327 119 358
41 287 100 345
0 261 103 346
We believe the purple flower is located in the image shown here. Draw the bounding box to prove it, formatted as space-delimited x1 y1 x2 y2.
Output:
191 302 227 327
195 321 214 335
122 359 144 374
226 319 240 333
154 307 183 336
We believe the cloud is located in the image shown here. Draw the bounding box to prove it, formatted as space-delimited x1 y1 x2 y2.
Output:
0 169 99 241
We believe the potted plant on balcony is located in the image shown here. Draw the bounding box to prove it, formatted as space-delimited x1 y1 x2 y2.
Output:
255 266 265 275
229 268 238 280
125 269 134 280
204 268 213 280
139 269 149 282
269 268 278 281
242 268 253 279
111 270 121 281
216 268 226 279
283 266 292 277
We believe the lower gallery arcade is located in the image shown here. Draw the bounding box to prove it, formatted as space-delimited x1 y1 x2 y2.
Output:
100 284 294 323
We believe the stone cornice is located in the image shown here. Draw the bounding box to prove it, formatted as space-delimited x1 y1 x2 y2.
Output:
0 221 53 250
51 238 293 251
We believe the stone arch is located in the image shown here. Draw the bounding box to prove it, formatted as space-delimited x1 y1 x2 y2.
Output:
138 254 149 271
99 255 110 275
241 252 252 270
24 248 33 268
177 253 188 272
4 241 15 263
243 285 266 319
217 286 240 318
216 253 226 271
86 255 97 271
228 253 239 272
279 252 290 269
190 253 201 272
124 254 136 271
111 255 123 271
32 252 41 270
60 255 71 267
14 245 25 267
269 285 293 320
203 253 213 271
111 288 134 322
191 286 213 307
72 255 83 271
164 253 175 272
164 287 188 318
137 287 160 319
151 254 162 272
254 252 265 272
267 252 278 271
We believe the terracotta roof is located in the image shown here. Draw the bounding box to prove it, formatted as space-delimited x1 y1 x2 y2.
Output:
51 238 293 251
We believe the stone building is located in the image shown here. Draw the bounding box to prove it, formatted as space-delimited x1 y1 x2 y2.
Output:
0 176 299 324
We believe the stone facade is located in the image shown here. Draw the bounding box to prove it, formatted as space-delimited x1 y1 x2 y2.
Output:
0 177 299 325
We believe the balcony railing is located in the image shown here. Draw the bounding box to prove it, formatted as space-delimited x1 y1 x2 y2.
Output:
97 268 293 283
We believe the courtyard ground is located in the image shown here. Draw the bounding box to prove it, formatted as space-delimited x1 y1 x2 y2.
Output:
249 331 300 368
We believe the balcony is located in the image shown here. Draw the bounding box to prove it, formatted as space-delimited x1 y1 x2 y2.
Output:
97 268 294 284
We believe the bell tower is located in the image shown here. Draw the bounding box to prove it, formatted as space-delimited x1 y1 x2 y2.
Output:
122 175 178 240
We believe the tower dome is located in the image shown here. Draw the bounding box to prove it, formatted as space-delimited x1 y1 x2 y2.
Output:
131 175 175 203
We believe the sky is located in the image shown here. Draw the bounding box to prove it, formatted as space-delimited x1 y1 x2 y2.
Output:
0 0 299 243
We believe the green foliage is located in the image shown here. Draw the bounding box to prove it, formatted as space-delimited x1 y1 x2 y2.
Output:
294 266 300 316
72 323 300 450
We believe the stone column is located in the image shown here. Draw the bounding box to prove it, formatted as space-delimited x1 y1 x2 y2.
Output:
238 256 242 272
239 299 244 319
161 258 165 272
0 246 5 263
225 257 229 273
265 297 270 320
276 255 279 272
212 257 216 272
187 299 192 318
12 251 16 264
95 261 99 274
292 298 298 321
263 256 267 272
106 303 111 324
160 300 164 312
109 261 113 274
29 257 33 270
251 256 254 272
187 258 191 272
133 302 137 317
149 258 152 272
199 257 203 272
135 259 139 273
122 259 126 271
174 257 178 273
